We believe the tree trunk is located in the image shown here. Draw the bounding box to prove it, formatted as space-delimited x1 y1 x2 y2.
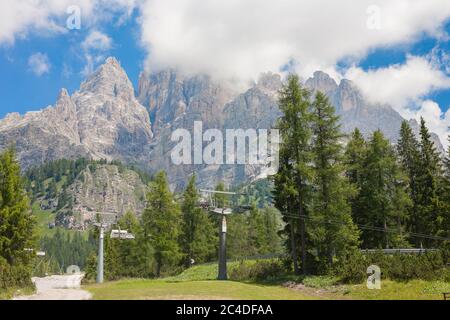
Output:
289 218 300 274
300 217 307 275
156 253 162 278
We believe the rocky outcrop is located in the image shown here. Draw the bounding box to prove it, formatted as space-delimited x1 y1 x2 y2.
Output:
57 164 149 229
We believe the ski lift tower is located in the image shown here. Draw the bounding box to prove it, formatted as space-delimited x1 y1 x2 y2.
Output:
199 189 250 281
93 212 136 284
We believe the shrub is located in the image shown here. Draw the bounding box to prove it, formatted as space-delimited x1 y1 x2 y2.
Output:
0 258 34 291
229 259 287 282
333 250 449 284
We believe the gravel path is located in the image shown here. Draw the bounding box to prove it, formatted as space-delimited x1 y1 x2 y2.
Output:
13 275 92 300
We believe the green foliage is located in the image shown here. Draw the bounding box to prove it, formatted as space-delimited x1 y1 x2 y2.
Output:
180 175 217 266
0 257 34 291
233 179 274 208
142 171 182 277
39 229 96 272
333 250 448 284
415 118 446 247
115 212 148 278
0 147 35 292
308 92 359 271
344 129 367 221
273 74 314 274
353 130 411 248
397 121 421 239
0 147 35 266
229 259 288 282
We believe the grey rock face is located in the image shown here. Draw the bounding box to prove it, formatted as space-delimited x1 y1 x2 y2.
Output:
305 73 406 143
54 164 149 230
0 89 89 169
0 57 153 169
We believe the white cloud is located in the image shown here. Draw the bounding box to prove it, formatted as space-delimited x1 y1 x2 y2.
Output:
28 52 51 76
402 100 450 149
0 0 137 44
81 30 113 76
2 1 450 145
138 0 450 83
344 55 450 110
342 55 450 146
82 30 112 51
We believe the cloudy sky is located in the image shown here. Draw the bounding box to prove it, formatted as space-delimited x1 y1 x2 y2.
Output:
0 0 449 145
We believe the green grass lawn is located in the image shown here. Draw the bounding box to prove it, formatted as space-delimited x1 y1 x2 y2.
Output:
86 278 449 301
87 279 319 300
339 280 450 300
85 262 449 300
0 286 35 300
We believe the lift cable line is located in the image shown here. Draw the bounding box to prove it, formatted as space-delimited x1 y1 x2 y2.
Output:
198 189 252 280
282 213 450 242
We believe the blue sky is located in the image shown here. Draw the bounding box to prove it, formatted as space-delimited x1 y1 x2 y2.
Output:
0 1 449 144
0 11 145 118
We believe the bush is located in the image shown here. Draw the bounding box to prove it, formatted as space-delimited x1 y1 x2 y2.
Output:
333 250 449 284
0 258 34 291
229 259 287 282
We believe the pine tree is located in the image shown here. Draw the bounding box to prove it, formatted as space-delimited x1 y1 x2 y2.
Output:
309 92 359 270
104 234 120 281
227 214 251 258
115 211 143 277
358 131 411 248
260 207 283 254
397 120 421 241
248 207 282 255
0 147 35 266
344 129 367 225
181 175 217 266
442 136 450 244
273 74 313 274
272 148 300 272
142 171 182 277
247 207 266 256
416 118 444 247
345 129 366 186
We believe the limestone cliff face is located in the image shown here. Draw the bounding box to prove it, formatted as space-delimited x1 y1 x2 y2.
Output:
0 57 153 169
305 72 405 143
0 90 89 169
56 164 149 229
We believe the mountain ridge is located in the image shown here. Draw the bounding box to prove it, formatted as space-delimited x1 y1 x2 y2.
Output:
0 57 444 189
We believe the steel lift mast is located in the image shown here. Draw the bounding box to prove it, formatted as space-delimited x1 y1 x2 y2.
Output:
199 189 251 281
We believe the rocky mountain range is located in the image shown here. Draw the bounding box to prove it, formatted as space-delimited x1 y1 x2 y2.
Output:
0 57 443 190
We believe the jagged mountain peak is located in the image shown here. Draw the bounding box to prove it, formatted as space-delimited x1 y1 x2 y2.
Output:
339 78 357 91
256 72 283 95
58 88 70 100
305 71 338 94
79 56 134 99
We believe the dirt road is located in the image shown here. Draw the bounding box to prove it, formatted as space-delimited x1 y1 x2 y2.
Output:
13 275 92 300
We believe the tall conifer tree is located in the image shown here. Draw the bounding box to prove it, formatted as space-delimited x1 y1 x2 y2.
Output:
273 74 313 274
309 92 359 269
181 175 217 266
142 171 182 277
0 147 35 266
